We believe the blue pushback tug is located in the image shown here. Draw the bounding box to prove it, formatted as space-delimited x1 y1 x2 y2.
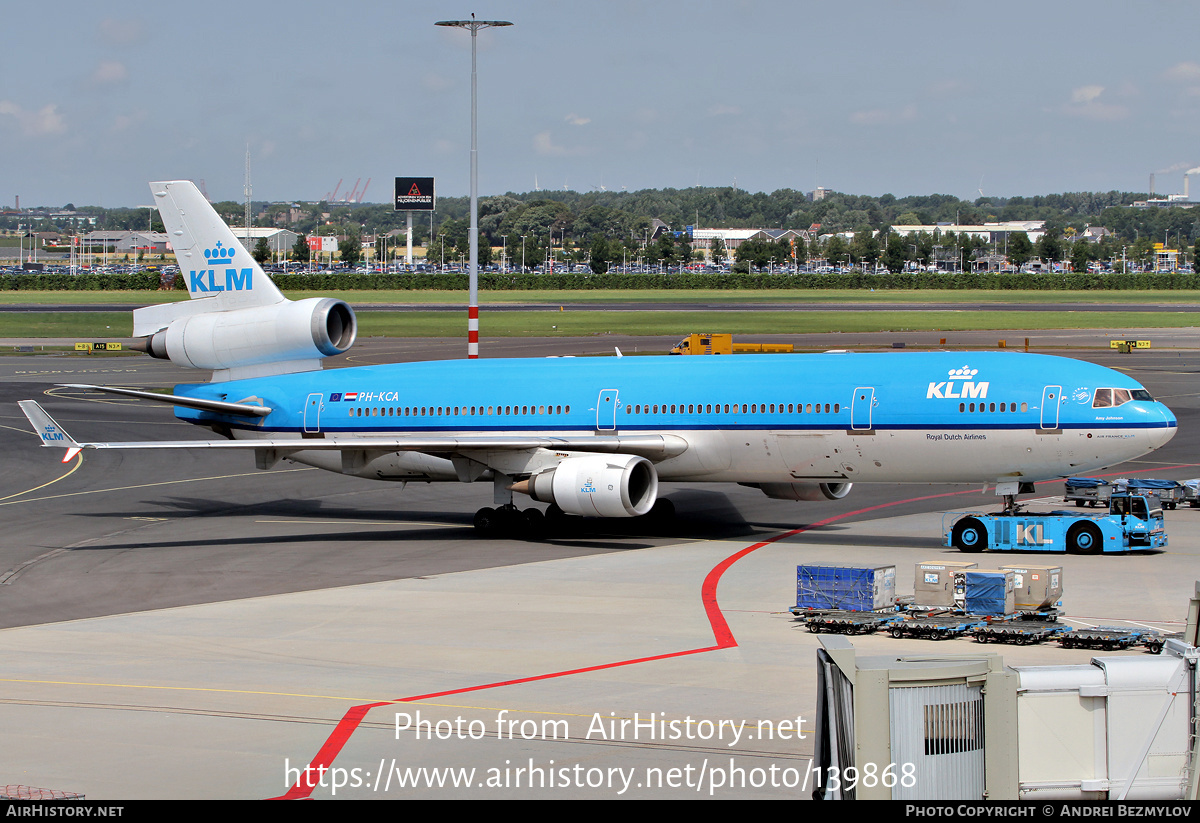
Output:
944 490 1167 554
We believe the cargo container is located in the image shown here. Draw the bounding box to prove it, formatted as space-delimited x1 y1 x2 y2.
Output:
795 564 896 612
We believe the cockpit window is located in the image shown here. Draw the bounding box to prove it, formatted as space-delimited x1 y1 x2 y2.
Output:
1093 387 1147 408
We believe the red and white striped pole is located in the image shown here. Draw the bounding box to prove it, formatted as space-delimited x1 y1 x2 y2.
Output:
468 304 479 358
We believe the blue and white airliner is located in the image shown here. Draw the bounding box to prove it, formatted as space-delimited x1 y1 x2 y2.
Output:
19 181 1178 534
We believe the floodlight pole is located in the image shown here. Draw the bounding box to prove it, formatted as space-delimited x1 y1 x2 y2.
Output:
436 15 512 359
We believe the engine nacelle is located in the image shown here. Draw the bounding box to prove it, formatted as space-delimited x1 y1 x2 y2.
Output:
754 482 852 502
519 455 658 518
138 297 356 372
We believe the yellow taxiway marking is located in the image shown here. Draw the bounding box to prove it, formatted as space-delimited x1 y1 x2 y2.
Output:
0 678 808 733
0 422 40 436
0 453 83 503
0 677 379 704
45 385 142 405
0 467 313 507
0 679 586 719
256 519 454 528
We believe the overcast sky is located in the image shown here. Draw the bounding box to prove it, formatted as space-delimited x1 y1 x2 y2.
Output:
4 0 1200 208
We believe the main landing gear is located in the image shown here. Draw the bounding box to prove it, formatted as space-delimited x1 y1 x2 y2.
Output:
473 505 546 538
471 499 677 539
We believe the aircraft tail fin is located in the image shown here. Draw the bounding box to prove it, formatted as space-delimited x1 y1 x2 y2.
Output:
19 400 84 463
136 180 286 337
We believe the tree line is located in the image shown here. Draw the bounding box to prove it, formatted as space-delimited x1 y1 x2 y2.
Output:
7 186 1200 272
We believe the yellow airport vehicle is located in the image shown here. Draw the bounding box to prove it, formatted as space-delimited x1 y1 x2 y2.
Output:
669 333 793 355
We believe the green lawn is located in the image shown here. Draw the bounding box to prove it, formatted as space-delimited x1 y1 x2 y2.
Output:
2 288 1200 306
358 309 1192 337
0 292 1195 340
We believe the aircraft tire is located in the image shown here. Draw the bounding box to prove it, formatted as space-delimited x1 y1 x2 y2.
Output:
473 507 497 535
1067 522 1102 555
522 508 545 539
952 518 987 553
642 498 675 532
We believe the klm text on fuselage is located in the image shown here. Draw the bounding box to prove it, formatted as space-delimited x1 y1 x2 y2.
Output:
926 381 989 399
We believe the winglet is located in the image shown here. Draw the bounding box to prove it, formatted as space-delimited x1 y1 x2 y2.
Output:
18 400 84 462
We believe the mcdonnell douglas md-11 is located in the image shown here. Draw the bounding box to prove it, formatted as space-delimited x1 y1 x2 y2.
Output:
19 181 1177 536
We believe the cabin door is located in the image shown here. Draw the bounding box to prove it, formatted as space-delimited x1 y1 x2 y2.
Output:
851 387 875 431
596 389 619 431
1040 385 1062 429
304 392 323 433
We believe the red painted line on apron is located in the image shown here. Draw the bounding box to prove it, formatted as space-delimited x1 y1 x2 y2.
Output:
274 465 1198 798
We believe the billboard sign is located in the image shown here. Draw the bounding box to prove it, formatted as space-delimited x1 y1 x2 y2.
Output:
395 177 435 211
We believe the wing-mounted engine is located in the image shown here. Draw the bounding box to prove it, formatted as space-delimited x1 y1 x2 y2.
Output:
751 482 852 501
132 296 356 378
514 454 658 517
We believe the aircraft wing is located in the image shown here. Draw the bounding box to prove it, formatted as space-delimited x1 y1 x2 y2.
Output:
58 384 273 417
18 400 687 463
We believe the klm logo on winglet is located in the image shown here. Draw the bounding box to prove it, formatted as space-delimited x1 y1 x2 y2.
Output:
927 365 989 400
189 242 253 294
41 425 65 442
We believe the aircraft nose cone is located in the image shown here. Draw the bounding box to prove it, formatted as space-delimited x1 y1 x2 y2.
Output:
1149 405 1177 450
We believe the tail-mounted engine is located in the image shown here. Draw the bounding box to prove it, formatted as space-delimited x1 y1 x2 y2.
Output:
133 297 356 377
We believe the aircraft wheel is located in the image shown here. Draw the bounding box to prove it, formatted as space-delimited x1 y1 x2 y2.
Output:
1067 522 1102 555
473 507 497 535
522 508 545 539
952 518 987 553
642 498 675 533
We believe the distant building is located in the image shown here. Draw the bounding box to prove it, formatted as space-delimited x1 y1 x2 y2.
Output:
81 231 169 254
890 221 1045 244
690 228 812 255
1132 196 1197 209
1078 226 1112 243
231 227 300 254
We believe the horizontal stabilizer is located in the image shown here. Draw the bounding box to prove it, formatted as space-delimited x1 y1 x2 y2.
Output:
58 384 272 417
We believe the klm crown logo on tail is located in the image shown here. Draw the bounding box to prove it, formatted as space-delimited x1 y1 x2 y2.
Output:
189 241 253 294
